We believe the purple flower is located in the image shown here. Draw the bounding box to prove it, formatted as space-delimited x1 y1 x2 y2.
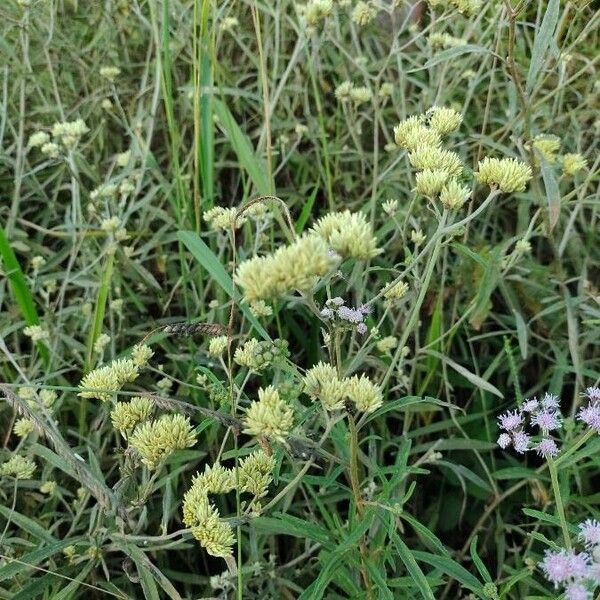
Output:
521 398 539 413
356 323 368 335
565 582 590 600
585 386 600 402
541 392 560 410
577 404 600 432
579 519 600 548
536 438 559 458
358 304 371 315
540 550 573 587
513 431 530 453
569 552 591 579
497 433 512 449
498 409 523 432
540 550 589 587
337 306 364 324
531 409 562 432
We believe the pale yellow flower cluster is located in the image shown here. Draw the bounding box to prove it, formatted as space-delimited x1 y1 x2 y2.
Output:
303 362 383 414
183 451 275 557
243 386 295 443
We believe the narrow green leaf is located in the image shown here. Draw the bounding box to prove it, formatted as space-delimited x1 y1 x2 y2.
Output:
0 226 48 364
0 505 57 543
540 158 561 231
178 230 270 340
526 0 561 94
422 350 503 398
0 538 81 582
391 532 436 599
295 184 319 233
412 551 484 597
410 45 495 72
213 98 271 195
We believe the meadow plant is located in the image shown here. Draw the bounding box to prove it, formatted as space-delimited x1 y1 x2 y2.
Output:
0 0 598 598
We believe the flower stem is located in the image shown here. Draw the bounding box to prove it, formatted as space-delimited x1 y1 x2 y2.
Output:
547 457 571 550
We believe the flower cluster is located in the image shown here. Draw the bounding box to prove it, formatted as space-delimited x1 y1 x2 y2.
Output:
311 210 380 261
110 396 154 433
243 386 295 443
320 297 370 335
303 362 383 414
204 206 246 231
28 118 89 158
395 107 471 208
78 358 140 402
235 234 337 302
475 157 533 193
0 455 36 479
299 0 333 28
577 387 600 433
496 392 562 457
540 521 600 598
234 338 289 372
129 414 197 468
351 1 377 26
183 450 275 557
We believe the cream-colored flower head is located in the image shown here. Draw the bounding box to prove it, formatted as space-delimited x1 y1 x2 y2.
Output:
562 153 587 176
514 239 532 254
13 418 35 438
475 157 533 193
51 119 89 148
335 81 354 101
311 211 380 261
349 86 373 105
100 66 121 81
379 82 393 97
40 389 57 408
394 118 441 151
303 362 347 410
234 338 262 371
351 1 377 25
235 234 337 302
427 106 463 135
204 206 246 231
376 336 398 354
429 32 467 50
188 495 236 557
40 481 57 495
129 414 197 468
243 386 294 443
109 359 139 385
249 300 273 317
439 180 471 210
301 0 333 27
415 169 450 197
78 365 120 401
408 146 463 177
110 397 154 432
28 131 50 148
383 280 409 305
23 325 49 342
239 450 276 498
132 344 153 367
346 374 383 413
532 134 561 164
1 455 36 479
303 362 338 398
208 335 228 357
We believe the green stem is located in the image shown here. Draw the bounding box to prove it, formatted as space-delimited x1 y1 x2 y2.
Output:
547 457 571 549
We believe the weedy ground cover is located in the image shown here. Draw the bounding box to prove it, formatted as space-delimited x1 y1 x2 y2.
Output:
0 0 599 598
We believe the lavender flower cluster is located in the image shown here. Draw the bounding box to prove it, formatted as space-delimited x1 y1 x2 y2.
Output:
497 392 562 457
320 297 370 335
577 387 600 433
540 520 600 599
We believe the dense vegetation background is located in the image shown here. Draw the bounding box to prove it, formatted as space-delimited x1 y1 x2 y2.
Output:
0 0 599 598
